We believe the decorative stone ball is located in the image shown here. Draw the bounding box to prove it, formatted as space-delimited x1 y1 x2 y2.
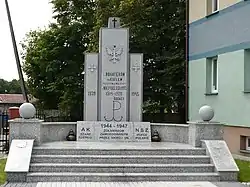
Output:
199 105 214 122
19 103 36 119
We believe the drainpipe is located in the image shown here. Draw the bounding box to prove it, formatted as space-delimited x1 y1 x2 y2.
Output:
185 0 189 123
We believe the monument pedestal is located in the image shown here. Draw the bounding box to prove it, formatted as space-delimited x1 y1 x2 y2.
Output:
9 118 43 146
83 17 143 122
77 121 151 142
188 121 224 147
81 17 146 141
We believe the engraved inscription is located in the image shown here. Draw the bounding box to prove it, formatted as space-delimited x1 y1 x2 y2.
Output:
77 122 151 142
102 70 127 121
88 91 96 96
98 122 131 141
77 122 94 141
133 123 151 141
132 92 139 96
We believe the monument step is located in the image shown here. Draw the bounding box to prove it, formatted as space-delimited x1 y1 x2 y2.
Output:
31 155 210 164
32 148 206 156
26 172 220 182
29 163 215 173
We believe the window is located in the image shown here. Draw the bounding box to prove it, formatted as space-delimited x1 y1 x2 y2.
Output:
212 0 219 13
211 57 218 93
207 0 219 15
247 137 250 151
206 56 219 95
244 49 250 93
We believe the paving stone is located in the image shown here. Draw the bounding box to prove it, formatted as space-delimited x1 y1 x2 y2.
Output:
2 182 247 187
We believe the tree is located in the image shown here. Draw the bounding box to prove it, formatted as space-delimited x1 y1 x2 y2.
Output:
21 0 95 120
0 79 9 93
8 79 23 94
89 0 186 116
22 0 185 121
0 79 23 94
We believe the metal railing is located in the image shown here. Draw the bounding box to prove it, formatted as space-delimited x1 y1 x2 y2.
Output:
0 111 9 153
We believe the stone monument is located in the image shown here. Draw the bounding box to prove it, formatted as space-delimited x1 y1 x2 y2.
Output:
77 17 150 142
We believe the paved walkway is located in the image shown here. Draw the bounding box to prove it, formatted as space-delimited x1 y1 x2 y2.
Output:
1 182 248 187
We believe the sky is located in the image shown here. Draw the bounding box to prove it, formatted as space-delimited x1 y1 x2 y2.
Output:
0 0 54 81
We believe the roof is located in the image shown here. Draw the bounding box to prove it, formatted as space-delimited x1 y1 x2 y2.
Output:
0 94 25 104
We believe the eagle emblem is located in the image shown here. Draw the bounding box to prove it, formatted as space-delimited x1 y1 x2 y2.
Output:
106 45 123 64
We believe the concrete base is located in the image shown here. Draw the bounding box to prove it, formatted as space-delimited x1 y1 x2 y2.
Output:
5 139 34 183
9 119 43 146
42 122 76 142
151 123 188 143
218 171 238 181
188 122 224 147
7 172 27 182
202 140 239 181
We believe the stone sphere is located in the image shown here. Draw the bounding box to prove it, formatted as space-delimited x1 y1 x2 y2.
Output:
199 105 214 121
19 103 36 119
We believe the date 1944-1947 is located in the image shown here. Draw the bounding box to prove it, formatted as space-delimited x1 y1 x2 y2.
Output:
101 123 128 128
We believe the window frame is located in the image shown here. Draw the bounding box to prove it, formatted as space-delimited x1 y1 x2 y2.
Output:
247 137 250 151
212 0 219 13
211 57 218 93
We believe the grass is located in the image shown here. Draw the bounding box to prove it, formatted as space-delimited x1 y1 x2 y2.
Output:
235 159 250 182
0 159 6 185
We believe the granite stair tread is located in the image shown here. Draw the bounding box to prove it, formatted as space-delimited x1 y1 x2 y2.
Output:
32 148 206 155
30 163 214 167
31 155 210 158
32 142 202 150
33 147 206 150
27 172 220 177
28 142 218 182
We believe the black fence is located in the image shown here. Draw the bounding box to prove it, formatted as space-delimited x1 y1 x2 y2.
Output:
35 110 72 122
143 113 185 124
35 109 185 124
0 111 9 154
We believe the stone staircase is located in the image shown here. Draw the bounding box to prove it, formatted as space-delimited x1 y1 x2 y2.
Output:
26 145 220 182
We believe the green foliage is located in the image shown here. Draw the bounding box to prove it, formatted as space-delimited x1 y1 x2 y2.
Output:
89 0 186 114
235 159 250 182
22 0 185 120
0 159 7 185
22 0 95 118
0 79 22 94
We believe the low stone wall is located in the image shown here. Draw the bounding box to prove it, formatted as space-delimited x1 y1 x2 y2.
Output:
9 119 225 146
9 120 191 144
151 123 189 143
42 122 189 143
41 122 76 143
43 122 189 143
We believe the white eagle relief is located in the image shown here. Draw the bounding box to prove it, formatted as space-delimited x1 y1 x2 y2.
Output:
106 45 123 64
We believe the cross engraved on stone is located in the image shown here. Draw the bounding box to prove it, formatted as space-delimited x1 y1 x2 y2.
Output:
112 18 117 28
88 64 96 72
108 17 121 29
132 63 140 72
